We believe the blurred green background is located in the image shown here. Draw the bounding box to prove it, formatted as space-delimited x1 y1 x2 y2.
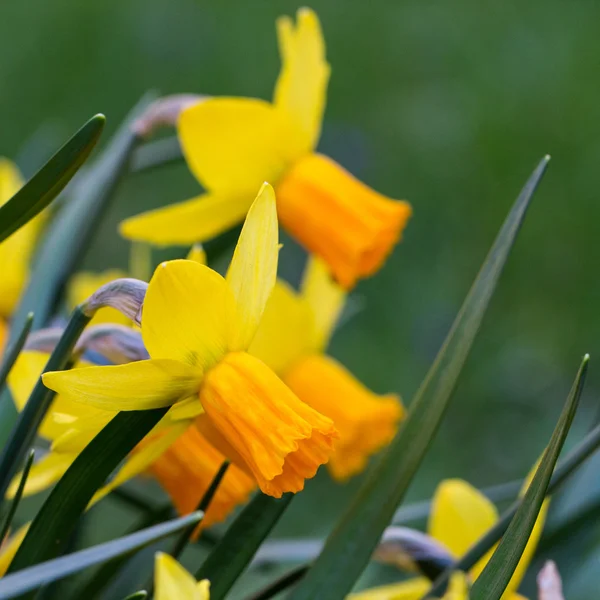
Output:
4 0 600 597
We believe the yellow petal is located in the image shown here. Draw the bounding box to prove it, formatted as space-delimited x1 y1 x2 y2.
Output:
429 479 498 567
42 359 202 411
155 552 202 600
226 183 279 350
347 577 430 600
7 452 74 498
196 580 211 599
178 97 300 194
249 280 314 374
143 260 236 369
120 192 254 246
0 159 45 317
68 270 131 326
274 8 330 155
301 256 346 350
187 244 207 265
0 524 29 577
92 422 189 505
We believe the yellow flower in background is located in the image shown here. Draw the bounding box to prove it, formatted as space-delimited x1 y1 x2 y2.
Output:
0 159 46 352
120 8 412 289
348 479 546 600
155 553 210 600
250 257 403 480
44 184 339 498
68 269 131 326
148 425 256 530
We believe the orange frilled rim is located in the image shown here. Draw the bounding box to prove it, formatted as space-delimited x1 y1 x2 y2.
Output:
284 354 404 481
198 351 339 498
149 425 255 530
276 153 412 289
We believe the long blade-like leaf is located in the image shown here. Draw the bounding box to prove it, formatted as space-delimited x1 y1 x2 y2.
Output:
470 355 588 599
290 156 550 600
0 512 201 599
427 386 600 597
0 307 90 500
7 407 169 581
130 135 182 173
0 115 104 244
0 313 33 395
0 94 155 449
0 449 34 543
195 493 294 600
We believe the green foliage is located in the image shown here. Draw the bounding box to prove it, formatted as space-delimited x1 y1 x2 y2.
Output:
470 355 588 599
0 115 104 244
196 493 294 600
0 313 33 395
0 512 201 599
289 158 549 600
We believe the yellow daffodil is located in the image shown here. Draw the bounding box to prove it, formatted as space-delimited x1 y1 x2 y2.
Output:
349 479 546 600
120 8 412 289
155 552 210 600
148 425 256 530
43 184 339 497
250 257 403 480
68 269 131 326
0 159 46 353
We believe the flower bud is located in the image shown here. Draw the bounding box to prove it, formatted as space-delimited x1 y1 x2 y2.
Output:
132 94 205 138
374 526 454 581
78 324 149 364
81 278 148 326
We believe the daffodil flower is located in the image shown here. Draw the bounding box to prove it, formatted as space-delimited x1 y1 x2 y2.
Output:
0 159 46 353
250 257 404 480
120 8 412 289
155 552 210 600
43 184 339 497
349 479 547 600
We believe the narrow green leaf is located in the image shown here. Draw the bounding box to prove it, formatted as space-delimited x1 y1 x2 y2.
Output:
72 505 173 599
0 449 34 543
7 407 169 581
427 390 600 597
196 493 294 600
130 135 183 173
0 307 90 500
290 157 550 600
0 93 156 449
171 460 230 560
247 565 309 600
0 313 33 394
0 115 104 244
470 355 588 599
0 512 201 599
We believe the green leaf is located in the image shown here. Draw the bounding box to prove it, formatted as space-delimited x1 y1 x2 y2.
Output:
0 449 34 543
196 493 294 600
0 115 104 244
71 505 173 599
289 156 550 600
0 93 156 449
427 383 600 596
0 512 201 599
470 355 588 599
0 312 33 394
0 307 90 500
7 407 169 583
171 460 230 560
246 565 309 600
123 593 148 600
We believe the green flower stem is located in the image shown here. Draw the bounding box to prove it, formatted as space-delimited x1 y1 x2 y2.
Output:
0 313 34 395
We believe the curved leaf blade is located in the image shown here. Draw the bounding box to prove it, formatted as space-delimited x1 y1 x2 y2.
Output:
0 512 201 599
195 493 294 600
7 407 169 579
290 156 550 600
0 115 105 244
470 355 588 599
